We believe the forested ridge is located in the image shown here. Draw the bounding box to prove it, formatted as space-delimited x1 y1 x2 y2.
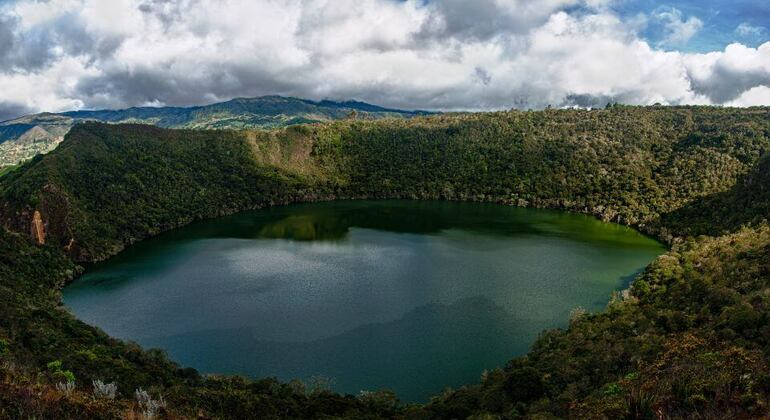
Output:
0 95 428 168
0 105 769 418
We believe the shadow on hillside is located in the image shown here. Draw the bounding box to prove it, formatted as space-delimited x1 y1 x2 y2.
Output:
658 152 770 237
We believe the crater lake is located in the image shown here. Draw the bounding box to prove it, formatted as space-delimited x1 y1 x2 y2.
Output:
63 200 664 402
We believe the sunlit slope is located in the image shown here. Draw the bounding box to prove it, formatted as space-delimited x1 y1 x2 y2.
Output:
0 95 429 167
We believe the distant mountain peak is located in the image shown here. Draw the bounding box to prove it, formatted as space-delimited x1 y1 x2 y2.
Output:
0 95 429 167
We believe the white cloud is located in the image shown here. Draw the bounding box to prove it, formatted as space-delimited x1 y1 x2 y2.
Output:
503 12 706 108
0 0 767 118
297 0 426 57
728 85 770 107
11 0 80 29
684 42 770 103
652 7 703 46
735 22 766 38
0 55 99 113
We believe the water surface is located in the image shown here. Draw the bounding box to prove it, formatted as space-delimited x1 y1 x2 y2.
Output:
64 200 663 402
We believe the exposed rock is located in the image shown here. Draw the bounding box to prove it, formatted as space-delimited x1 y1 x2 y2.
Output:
64 237 75 252
30 210 45 245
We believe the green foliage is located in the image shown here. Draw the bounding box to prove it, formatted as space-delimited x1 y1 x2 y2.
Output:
0 165 18 178
0 123 337 261
46 360 77 383
1 106 770 418
46 360 63 371
425 226 770 419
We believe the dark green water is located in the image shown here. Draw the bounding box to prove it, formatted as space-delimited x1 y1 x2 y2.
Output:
63 201 663 402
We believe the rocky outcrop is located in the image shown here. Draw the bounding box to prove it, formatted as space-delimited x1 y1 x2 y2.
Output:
30 210 45 245
1 183 78 254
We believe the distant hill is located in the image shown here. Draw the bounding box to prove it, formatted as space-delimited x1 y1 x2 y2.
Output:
0 96 430 167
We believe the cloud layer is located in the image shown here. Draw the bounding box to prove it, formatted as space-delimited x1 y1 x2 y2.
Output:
0 0 768 119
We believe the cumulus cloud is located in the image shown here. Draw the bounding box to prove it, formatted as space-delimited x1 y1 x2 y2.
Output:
685 42 770 103
0 0 767 119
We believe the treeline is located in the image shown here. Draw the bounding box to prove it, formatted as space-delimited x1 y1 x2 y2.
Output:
0 106 769 418
329 107 769 233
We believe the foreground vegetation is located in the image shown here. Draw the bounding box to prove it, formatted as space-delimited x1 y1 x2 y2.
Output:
0 105 769 418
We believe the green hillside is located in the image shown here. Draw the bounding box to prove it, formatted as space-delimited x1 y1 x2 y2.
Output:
0 96 429 168
0 106 769 418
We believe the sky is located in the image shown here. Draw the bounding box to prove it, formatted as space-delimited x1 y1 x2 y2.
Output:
0 0 768 120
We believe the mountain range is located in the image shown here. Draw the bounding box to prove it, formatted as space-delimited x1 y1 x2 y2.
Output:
0 96 429 167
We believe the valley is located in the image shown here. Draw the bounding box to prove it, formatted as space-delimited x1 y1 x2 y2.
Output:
0 105 769 418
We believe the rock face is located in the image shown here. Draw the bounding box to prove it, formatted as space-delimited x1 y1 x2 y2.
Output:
1 181 84 257
30 210 45 245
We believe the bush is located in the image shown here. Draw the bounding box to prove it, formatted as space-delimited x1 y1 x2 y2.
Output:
92 380 117 400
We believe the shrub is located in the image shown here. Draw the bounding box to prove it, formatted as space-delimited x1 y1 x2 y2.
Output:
92 380 117 400
569 306 587 323
56 380 76 396
135 387 166 419
46 359 76 383
504 366 544 402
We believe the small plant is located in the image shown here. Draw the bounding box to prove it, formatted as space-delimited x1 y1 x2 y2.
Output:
46 360 63 371
92 379 117 400
603 382 623 396
56 380 76 396
135 387 166 419
569 306 587 323
46 359 76 383
60 370 76 382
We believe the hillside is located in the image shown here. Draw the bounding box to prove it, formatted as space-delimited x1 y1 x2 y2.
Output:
0 106 770 418
3 106 768 261
0 96 429 168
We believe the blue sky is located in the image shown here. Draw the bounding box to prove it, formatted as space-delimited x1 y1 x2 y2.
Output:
608 0 769 51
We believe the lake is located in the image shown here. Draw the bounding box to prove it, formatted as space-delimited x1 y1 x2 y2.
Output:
63 200 663 402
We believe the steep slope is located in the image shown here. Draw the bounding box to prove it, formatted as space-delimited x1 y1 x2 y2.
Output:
0 96 429 167
659 151 770 236
1 106 770 418
5 106 770 261
423 224 770 419
0 123 343 261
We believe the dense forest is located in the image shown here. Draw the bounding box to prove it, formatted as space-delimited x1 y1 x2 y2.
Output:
0 105 769 418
